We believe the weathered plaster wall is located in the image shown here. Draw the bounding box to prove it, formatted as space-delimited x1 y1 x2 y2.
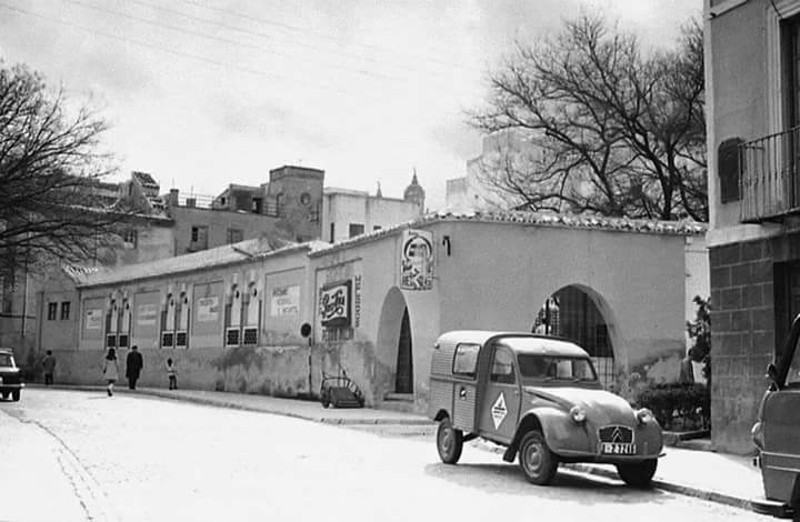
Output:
433 221 687 394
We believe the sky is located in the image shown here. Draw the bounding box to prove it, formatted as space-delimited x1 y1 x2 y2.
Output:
0 0 702 210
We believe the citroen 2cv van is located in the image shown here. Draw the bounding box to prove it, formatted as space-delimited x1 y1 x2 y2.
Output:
429 331 663 486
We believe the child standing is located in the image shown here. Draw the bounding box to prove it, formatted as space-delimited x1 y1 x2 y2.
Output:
103 349 119 397
166 358 178 390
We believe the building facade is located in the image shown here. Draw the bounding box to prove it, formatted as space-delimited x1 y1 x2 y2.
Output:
705 0 800 452
27 212 703 413
322 174 424 243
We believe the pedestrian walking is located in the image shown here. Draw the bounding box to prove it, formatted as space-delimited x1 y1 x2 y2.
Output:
42 350 56 385
166 358 178 390
125 345 144 390
103 349 119 397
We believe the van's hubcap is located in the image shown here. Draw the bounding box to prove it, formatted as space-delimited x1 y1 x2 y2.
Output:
523 442 543 474
439 427 453 453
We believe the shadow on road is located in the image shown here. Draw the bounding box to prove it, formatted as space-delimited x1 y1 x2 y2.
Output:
425 461 672 507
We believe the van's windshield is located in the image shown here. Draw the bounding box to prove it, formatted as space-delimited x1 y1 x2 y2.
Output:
518 354 597 383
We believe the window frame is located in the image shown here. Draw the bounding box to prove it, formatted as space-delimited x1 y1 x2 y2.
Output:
60 301 71 321
47 302 58 321
490 346 517 385
452 343 480 378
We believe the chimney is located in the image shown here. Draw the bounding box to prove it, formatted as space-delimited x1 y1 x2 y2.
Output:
168 188 179 207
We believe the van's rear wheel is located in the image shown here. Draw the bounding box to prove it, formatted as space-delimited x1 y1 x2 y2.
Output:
518 430 558 485
436 417 463 464
616 459 657 488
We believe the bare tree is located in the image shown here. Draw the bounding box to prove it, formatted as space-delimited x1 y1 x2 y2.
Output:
472 13 707 221
0 61 129 275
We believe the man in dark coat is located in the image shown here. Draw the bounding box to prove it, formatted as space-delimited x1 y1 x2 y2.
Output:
125 345 144 390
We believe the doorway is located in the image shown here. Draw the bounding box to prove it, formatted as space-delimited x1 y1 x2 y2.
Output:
395 308 413 393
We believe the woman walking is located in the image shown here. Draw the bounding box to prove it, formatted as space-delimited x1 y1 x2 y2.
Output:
103 349 120 396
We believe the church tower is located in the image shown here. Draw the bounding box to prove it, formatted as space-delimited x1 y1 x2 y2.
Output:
403 169 425 214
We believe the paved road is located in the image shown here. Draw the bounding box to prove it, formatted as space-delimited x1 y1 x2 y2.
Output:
0 389 772 522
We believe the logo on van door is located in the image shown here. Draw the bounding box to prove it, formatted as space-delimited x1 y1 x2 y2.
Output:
491 393 508 429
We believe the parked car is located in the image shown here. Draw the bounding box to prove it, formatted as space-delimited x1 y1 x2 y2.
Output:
752 314 800 520
0 348 24 401
429 331 663 486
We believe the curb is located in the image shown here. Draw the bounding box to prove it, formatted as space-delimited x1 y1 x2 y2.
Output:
468 439 788 518
33 384 435 426
562 464 790 518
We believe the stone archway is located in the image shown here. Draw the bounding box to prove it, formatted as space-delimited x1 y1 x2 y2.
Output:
376 287 413 395
532 284 616 388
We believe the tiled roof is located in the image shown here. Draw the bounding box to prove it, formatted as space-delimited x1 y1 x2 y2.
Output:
61 264 102 285
309 210 708 257
77 237 311 288
132 171 159 187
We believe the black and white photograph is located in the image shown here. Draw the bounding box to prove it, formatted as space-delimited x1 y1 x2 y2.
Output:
0 0 795 520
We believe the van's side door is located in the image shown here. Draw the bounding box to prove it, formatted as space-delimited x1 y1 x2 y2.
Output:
477 345 521 444
451 343 481 432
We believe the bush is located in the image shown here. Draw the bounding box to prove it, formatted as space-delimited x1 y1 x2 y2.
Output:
636 382 710 431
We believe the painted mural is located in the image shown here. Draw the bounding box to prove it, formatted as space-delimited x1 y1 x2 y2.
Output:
400 229 433 290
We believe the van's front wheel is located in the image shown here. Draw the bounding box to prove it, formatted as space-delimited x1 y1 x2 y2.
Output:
518 430 558 485
436 417 463 464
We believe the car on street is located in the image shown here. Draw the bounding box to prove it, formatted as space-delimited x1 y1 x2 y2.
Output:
0 348 24 401
752 314 800 521
429 331 663 487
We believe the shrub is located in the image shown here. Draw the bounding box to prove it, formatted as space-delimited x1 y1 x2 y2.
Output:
636 382 710 431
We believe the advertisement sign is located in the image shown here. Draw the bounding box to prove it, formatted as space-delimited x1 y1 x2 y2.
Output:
137 303 158 326
196 296 219 322
319 280 351 327
85 309 103 330
271 285 300 317
400 229 434 290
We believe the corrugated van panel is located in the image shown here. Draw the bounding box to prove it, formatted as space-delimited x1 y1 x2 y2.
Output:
428 379 453 418
453 384 476 431
431 343 455 376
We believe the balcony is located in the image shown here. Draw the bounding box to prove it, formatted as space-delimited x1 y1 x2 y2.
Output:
741 126 800 223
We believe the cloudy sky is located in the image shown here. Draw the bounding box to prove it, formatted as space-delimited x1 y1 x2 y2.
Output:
0 0 701 209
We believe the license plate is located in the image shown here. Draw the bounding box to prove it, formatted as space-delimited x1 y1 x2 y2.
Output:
600 442 636 454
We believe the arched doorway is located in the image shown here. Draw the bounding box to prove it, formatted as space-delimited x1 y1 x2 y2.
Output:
395 308 413 393
533 285 615 388
376 287 414 396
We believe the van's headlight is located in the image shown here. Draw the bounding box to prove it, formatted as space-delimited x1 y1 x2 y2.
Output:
570 405 587 423
636 408 654 424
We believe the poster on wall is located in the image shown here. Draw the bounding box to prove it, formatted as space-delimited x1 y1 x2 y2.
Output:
319 280 351 327
85 309 103 330
196 296 219 322
271 285 300 317
400 229 434 290
137 303 158 326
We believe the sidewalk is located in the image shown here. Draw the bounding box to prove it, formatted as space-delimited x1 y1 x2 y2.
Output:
35 384 789 518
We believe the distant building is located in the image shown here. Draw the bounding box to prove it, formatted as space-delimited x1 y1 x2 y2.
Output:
446 130 544 212
111 165 325 266
323 173 425 243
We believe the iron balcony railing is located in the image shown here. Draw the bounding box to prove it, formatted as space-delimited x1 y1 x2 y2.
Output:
741 126 800 222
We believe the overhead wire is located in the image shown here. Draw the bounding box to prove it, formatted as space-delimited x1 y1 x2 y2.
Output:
63 0 402 84
0 2 391 101
122 0 463 80
174 0 485 75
